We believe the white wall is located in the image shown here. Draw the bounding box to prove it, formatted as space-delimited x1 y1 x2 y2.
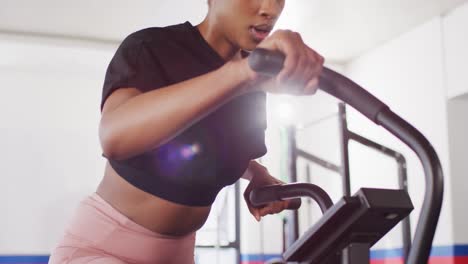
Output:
0 35 113 253
446 95 468 244
443 0 468 245
443 2 468 98
0 35 245 261
340 0 468 247
344 17 453 247
242 1 468 257
340 0 468 248
256 1 468 254
240 2 468 253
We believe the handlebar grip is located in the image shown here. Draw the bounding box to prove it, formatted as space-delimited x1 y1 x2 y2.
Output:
248 48 285 76
250 184 302 210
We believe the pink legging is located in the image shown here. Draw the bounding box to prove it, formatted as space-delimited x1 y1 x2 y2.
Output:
49 193 196 264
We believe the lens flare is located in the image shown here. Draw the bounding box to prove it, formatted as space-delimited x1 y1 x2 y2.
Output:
180 142 202 160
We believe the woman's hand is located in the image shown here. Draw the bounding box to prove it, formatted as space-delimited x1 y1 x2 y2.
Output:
241 29 325 96
243 161 291 222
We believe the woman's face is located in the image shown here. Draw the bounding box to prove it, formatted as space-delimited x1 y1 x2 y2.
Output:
209 0 285 51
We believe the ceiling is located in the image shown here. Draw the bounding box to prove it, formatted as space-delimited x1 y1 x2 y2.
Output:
1 0 466 63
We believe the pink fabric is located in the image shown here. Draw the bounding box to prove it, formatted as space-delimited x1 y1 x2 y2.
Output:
49 193 196 264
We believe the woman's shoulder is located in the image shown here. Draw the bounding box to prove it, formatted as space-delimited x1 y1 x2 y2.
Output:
122 21 192 47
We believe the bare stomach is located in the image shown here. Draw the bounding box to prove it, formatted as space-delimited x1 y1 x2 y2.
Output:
96 162 212 237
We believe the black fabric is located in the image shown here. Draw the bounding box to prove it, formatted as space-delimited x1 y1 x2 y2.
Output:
100 21 267 206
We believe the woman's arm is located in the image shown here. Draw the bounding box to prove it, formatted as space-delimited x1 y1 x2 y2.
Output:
100 29 324 161
99 59 255 161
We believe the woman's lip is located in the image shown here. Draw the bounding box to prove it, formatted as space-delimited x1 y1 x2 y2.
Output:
252 23 274 31
249 27 270 42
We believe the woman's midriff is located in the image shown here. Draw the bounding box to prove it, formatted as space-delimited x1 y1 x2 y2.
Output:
96 162 212 237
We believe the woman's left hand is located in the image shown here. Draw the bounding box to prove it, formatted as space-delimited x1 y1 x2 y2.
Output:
243 162 291 222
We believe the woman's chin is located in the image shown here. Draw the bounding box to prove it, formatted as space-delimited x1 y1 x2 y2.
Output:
241 40 261 52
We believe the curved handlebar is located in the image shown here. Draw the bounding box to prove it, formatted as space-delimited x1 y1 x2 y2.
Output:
248 48 390 123
249 183 333 213
248 48 444 264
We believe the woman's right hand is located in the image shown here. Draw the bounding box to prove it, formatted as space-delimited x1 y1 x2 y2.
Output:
242 29 325 95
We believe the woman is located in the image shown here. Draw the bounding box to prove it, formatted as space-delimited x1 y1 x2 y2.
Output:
49 0 324 263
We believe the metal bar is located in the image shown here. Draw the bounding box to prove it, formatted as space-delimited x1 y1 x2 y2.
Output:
296 148 341 173
348 131 402 159
290 103 415 263
347 122 413 260
398 157 412 262
249 52 443 263
286 125 300 248
338 103 351 197
378 110 444 264
296 112 338 131
235 181 241 264
282 218 287 253
196 243 238 249
319 65 442 264
250 183 333 213
305 165 313 227
338 103 351 264
195 185 241 261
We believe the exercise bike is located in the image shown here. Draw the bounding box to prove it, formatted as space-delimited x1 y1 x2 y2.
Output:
248 49 444 264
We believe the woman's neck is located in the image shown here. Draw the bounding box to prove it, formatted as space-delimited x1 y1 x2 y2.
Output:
196 18 241 61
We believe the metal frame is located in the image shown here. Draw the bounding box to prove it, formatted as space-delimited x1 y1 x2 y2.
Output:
285 102 412 263
195 181 241 264
249 50 443 264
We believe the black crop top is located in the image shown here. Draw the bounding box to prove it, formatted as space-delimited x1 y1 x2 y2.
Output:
101 21 267 206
